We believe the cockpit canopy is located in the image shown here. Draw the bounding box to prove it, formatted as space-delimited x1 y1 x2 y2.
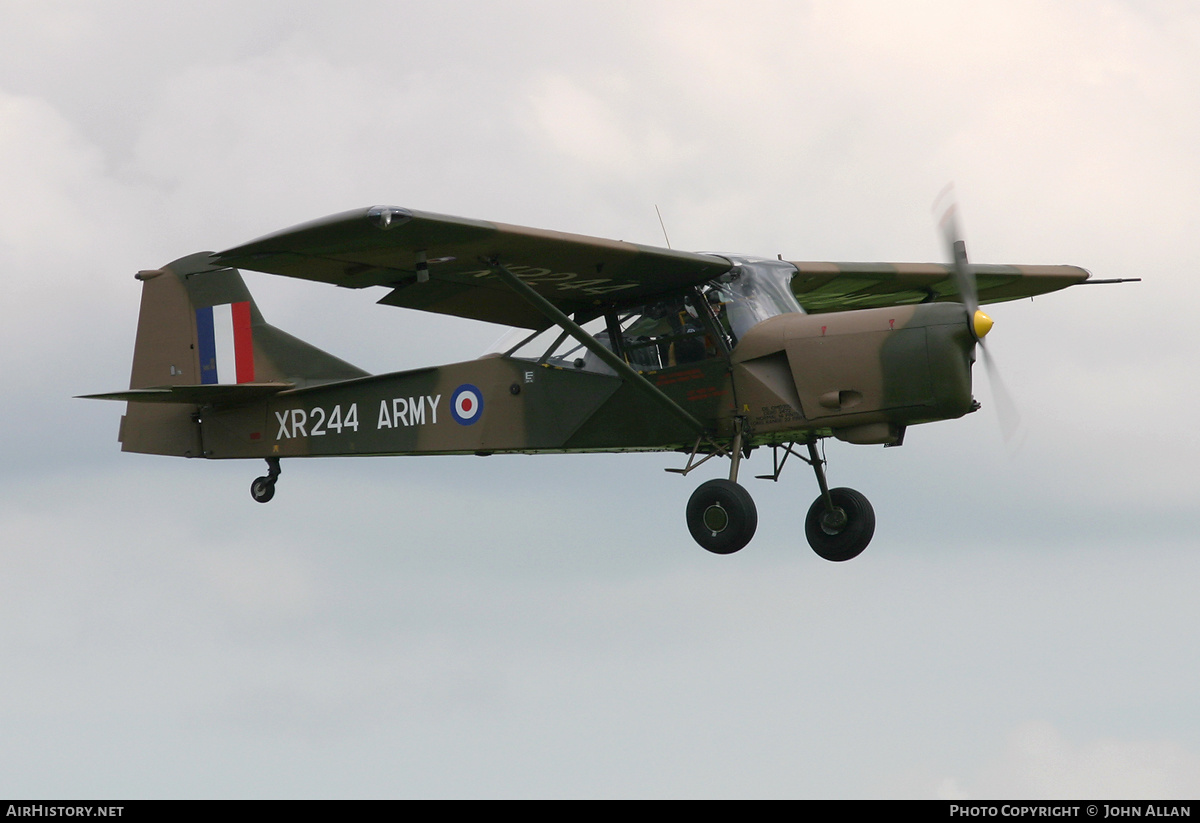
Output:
706 255 806 341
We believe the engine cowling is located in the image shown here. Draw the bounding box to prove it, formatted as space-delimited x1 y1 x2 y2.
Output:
731 303 977 444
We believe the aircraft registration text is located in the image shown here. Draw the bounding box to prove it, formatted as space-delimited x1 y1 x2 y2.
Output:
273 394 452 441
275 404 360 439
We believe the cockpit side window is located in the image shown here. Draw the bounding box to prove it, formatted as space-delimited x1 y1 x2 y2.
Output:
609 292 725 372
487 257 802 372
488 298 718 376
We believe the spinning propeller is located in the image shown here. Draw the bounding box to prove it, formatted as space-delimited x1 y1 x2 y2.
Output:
934 186 1022 443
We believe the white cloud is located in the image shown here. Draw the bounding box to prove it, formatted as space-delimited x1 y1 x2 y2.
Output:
945 721 1200 799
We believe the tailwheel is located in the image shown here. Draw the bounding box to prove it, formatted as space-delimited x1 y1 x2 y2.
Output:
687 479 758 555
805 487 875 562
249 457 281 504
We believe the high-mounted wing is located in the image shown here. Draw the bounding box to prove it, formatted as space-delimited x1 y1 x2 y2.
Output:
787 261 1089 313
215 206 1089 323
215 207 733 330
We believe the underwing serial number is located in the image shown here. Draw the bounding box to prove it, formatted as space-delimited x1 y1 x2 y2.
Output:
467 265 639 295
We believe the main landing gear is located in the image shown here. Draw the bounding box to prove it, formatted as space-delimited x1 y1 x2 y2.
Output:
687 478 758 554
799 443 874 562
679 433 875 560
682 421 758 555
250 457 281 503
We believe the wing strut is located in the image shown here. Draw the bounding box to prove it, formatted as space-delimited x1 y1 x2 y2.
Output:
487 260 708 437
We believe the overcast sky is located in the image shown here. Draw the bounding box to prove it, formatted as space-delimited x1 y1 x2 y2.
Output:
2 0 1199 798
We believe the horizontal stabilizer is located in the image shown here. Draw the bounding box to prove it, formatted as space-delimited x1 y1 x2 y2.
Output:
79 382 293 405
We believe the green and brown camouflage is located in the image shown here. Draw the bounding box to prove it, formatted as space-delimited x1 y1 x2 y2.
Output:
82 205 1093 557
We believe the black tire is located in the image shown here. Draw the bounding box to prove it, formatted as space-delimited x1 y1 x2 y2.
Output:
804 487 874 561
250 476 276 504
686 479 758 555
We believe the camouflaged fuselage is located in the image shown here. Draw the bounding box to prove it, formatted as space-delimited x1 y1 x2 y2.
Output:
193 303 974 460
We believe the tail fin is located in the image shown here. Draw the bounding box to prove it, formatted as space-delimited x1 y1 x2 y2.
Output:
104 252 367 457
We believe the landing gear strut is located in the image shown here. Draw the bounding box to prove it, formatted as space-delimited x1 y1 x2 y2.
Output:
250 457 281 503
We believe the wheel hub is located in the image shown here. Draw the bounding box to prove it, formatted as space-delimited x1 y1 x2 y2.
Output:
702 503 729 535
820 506 848 535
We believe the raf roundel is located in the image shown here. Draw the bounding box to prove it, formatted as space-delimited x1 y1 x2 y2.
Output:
450 384 484 426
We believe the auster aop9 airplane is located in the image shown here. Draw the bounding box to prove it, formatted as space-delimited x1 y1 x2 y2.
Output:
84 200 1102 559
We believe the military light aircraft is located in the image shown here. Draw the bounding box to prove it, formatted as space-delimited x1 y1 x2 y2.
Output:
84 203 1097 559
